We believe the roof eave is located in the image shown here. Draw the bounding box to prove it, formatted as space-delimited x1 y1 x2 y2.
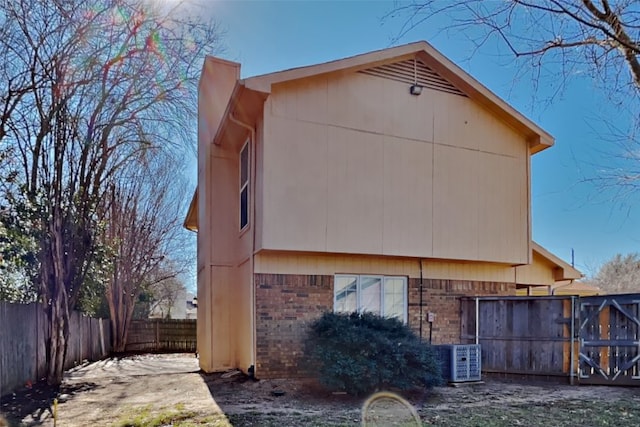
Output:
212 81 244 146
183 188 198 232
244 41 430 94
244 41 554 153
529 135 554 155
532 241 583 281
413 48 555 155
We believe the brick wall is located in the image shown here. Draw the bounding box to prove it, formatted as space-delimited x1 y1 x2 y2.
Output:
254 273 333 378
408 279 515 344
254 273 515 379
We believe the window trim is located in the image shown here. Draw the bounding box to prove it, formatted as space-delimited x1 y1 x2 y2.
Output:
333 274 408 323
239 139 250 231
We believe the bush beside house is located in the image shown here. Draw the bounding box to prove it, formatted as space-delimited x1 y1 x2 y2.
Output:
306 312 442 396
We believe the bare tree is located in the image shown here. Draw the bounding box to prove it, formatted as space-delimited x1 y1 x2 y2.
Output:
392 0 640 99
148 277 187 320
103 157 189 351
0 0 220 383
593 253 640 293
391 0 640 194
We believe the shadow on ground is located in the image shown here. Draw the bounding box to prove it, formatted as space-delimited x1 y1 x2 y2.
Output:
1 381 99 426
197 371 433 426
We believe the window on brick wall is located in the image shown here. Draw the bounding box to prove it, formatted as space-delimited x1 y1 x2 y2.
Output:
334 275 407 323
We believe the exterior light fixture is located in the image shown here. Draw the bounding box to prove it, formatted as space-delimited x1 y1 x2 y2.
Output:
410 58 422 95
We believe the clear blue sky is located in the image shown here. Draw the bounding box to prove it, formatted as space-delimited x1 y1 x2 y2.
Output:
190 0 640 276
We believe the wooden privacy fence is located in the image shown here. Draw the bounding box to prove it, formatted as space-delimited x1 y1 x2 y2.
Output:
0 302 111 397
461 296 576 382
462 295 640 386
125 319 196 353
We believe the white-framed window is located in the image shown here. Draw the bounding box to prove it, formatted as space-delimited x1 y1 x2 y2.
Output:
334 275 408 323
239 140 250 230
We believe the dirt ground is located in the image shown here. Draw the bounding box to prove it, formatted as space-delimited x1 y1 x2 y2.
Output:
2 353 640 426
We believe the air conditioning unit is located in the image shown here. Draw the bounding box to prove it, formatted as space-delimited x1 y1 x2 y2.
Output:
434 344 481 383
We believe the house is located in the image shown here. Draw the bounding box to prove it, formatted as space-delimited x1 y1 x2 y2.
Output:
551 280 600 296
184 41 582 378
148 289 197 320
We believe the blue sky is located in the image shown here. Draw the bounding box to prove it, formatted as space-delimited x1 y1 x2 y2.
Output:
192 0 640 276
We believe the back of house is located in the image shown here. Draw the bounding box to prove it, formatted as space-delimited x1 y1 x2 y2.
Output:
185 41 581 378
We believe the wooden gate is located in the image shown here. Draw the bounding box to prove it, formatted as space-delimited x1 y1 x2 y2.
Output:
460 296 576 380
578 294 640 385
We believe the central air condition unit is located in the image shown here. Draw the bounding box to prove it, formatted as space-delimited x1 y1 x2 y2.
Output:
434 344 481 383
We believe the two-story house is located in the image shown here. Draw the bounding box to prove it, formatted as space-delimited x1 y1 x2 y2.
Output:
184 41 581 378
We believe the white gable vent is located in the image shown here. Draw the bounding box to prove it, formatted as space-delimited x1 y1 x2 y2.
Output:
358 59 467 97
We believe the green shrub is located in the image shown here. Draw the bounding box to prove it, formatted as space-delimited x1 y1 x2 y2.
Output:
306 311 442 395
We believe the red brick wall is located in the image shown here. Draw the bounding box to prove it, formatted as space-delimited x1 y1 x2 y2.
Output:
408 279 515 344
254 273 333 378
254 273 514 378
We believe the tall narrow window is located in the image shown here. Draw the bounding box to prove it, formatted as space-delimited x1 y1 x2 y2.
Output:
240 141 249 230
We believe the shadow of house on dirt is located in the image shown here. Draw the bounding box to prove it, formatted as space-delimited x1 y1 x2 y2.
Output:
0 381 100 426
198 371 382 426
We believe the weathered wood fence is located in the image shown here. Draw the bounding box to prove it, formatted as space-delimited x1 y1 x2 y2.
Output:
462 295 640 386
461 296 575 381
0 302 111 397
125 319 196 353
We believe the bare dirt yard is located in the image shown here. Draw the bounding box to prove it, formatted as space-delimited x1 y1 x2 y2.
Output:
2 353 640 426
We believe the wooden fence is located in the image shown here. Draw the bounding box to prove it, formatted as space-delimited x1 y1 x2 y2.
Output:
461 296 576 382
0 302 111 397
125 319 196 353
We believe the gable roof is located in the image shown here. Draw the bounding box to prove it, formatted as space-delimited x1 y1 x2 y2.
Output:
186 42 558 232
243 41 554 154
532 241 582 281
552 280 600 296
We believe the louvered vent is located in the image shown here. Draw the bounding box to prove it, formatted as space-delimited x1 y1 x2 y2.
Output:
359 59 467 97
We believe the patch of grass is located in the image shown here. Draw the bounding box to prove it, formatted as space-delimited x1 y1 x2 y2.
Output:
112 404 232 427
420 398 640 426
227 413 358 427
223 396 640 427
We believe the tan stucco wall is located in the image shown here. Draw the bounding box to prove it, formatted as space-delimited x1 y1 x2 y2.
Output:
258 71 530 265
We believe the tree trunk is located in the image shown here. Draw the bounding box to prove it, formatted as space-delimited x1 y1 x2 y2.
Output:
46 284 70 385
109 281 133 353
44 201 72 385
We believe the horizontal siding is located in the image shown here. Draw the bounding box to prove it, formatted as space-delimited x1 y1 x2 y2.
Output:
254 251 518 283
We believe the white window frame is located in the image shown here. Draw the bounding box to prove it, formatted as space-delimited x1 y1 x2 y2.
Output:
333 274 408 323
239 139 250 231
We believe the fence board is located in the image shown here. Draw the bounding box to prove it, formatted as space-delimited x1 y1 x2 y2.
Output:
1 302 110 397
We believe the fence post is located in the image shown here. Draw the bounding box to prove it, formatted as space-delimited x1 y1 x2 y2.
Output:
475 297 479 345
79 313 83 364
34 303 39 381
570 296 576 385
155 320 160 351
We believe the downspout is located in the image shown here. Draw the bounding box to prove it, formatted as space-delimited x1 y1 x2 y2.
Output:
229 112 256 372
570 295 576 385
419 259 424 341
